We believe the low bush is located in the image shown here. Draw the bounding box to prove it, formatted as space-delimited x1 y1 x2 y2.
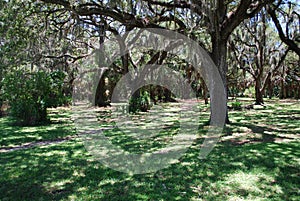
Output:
129 90 151 113
231 101 242 110
3 70 68 125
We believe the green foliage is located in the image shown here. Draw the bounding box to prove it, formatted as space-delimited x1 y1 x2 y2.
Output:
128 85 177 113
244 86 255 98
47 71 71 107
3 70 68 125
231 101 242 110
129 90 151 113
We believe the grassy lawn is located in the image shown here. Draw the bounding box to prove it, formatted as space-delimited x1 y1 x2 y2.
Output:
0 99 299 200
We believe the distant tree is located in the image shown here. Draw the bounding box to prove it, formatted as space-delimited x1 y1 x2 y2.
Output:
229 9 289 104
266 1 300 99
277 51 300 99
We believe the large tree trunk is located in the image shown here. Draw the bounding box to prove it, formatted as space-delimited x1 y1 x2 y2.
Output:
95 21 109 107
211 37 230 124
255 78 264 105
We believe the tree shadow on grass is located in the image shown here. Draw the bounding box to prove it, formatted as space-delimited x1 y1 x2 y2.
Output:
0 116 76 150
0 138 299 201
0 102 299 200
224 121 299 145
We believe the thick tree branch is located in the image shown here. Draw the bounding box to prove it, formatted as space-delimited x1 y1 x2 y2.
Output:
43 53 91 63
40 0 164 29
41 0 71 8
141 0 190 9
223 0 274 40
261 48 289 92
267 5 300 56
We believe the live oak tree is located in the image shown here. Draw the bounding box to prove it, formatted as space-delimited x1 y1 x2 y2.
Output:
1 0 298 123
227 0 299 103
267 1 300 98
267 1 300 99
229 9 289 105
39 0 276 123
267 0 300 56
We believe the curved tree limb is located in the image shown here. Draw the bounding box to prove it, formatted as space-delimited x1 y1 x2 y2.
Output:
267 5 300 56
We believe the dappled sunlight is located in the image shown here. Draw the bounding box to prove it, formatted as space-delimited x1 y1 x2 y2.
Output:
0 108 76 150
0 100 299 200
223 99 300 145
1 0 299 198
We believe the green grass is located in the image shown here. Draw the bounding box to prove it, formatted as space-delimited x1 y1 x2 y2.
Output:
0 100 299 200
0 107 75 148
224 98 300 144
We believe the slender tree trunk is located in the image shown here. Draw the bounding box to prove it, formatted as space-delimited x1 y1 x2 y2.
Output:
268 81 273 99
200 77 209 104
280 66 286 99
95 72 108 107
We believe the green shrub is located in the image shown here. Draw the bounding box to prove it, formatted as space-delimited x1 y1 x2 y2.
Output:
231 101 242 110
129 90 151 113
3 70 67 125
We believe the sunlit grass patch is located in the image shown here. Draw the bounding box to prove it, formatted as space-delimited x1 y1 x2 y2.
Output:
222 171 283 198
